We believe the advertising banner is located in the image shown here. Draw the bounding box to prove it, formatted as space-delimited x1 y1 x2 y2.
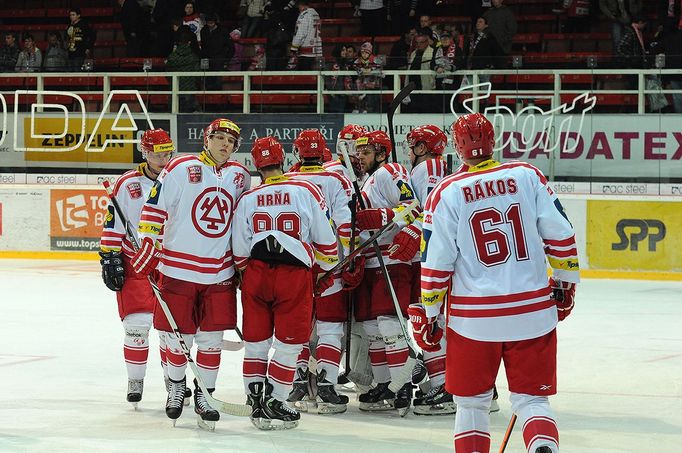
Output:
49 188 108 251
0 188 49 250
586 200 682 271
176 114 344 170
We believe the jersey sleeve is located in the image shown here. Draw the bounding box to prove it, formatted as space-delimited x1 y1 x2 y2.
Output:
533 172 580 284
232 194 252 271
420 186 459 319
291 12 310 51
308 187 339 271
100 182 127 253
137 169 177 247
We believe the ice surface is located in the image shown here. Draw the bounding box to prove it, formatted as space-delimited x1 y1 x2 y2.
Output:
0 259 681 452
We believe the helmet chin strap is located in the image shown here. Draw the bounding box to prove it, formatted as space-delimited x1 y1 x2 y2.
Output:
410 144 428 167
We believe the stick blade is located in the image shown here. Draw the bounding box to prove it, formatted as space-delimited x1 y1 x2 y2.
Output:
389 82 416 114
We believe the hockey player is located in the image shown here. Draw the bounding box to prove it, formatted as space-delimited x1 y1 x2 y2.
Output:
100 129 175 408
413 113 579 453
284 129 362 414
353 130 421 414
233 136 339 430
323 124 367 181
402 124 454 416
131 118 251 430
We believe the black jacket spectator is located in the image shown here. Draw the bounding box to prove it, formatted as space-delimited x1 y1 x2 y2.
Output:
118 0 149 57
265 12 292 70
468 18 503 69
0 33 20 72
616 21 648 69
200 15 234 70
66 9 95 71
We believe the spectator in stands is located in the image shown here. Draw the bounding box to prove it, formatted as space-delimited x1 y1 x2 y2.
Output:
166 29 200 112
65 8 95 72
118 0 149 58
657 0 682 35
616 16 648 69
436 30 464 91
151 0 185 57
388 26 417 69
600 0 643 54
353 42 384 113
660 28 682 113
43 32 68 72
15 34 42 73
387 0 417 35
288 0 322 70
469 0 492 30
183 1 204 47
404 28 444 112
249 44 267 70
265 12 292 70
0 33 20 72
172 19 200 53
360 0 387 37
467 16 503 79
240 0 267 38
229 28 245 70
483 0 517 56
200 13 234 72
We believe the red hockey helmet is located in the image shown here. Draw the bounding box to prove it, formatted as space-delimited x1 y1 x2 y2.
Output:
336 124 367 157
293 129 327 160
204 118 241 150
356 130 392 158
251 136 285 170
451 113 495 160
406 125 447 155
139 128 175 158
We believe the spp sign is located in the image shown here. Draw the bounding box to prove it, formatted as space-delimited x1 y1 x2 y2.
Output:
611 219 666 252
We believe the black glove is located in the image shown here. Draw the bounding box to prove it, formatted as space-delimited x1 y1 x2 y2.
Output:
99 251 125 291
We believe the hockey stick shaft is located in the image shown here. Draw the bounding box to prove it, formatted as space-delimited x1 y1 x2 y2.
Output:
339 194 358 380
499 413 517 453
102 181 251 417
338 145 419 375
387 82 415 163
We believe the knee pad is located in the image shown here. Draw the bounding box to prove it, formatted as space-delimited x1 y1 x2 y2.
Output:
245 338 273 358
123 312 153 339
272 337 303 355
316 320 344 339
195 329 223 350
510 393 552 418
455 388 494 411
377 316 405 346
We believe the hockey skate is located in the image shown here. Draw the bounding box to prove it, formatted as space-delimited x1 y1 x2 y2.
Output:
394 382 413 417
164 376 192 406
165 377 187 425
287 368 314 412
193 379 219 432
126 379 143 409
490 386 500 413
413 384 456 416
358 382 395 411
411 354 427 385
247 381 265 429
316 370 349 414
258 382 300 430
536 447 553 453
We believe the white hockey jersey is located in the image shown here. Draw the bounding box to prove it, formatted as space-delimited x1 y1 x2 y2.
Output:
233 175 339 271
421 160 580 342
286 165 353 295
137 152 251 284
409 157 448 261
101 164 156 258
291 7 322 58
360 162 418 268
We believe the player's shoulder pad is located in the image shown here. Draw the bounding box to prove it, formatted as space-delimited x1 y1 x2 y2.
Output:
164 154 199 174
113 169 142 196
500 161 548 185
223 160 250 174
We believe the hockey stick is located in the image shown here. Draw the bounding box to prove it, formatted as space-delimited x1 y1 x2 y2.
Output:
387 82 415 163
103 181 251 417
499 413 517 453
221 326 244 351
338 193 357 381
318 198 418 282
338 145 418 397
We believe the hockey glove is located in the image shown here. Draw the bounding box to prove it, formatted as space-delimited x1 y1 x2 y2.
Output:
131 237 161 276
341 256 365 290
550 278 576 321
389 224 421 262
407 303 443 352
99 250 125 291
356 208 395 230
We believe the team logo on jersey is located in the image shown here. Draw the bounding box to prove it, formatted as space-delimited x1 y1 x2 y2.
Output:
191 187 235 238
397 181 414 201
104 205 115 228
428 176 438 185
147 181 161 205
187 165 203 184
233 172 245 189
126 182 142 199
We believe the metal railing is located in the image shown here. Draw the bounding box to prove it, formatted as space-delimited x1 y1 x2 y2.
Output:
1 68 682 114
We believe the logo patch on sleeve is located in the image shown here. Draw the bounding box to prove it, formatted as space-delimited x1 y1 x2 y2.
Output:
188 165 203 184
397 180 414 201
104 205 115 228
126 182 142 199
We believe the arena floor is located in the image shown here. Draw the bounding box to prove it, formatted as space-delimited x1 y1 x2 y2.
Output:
1 259 680 452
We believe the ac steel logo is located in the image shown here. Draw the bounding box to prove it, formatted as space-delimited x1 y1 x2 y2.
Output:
56 195 89 231
191 187 235 238
0 89 155 152
450 82 597 155
612 219 666 252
